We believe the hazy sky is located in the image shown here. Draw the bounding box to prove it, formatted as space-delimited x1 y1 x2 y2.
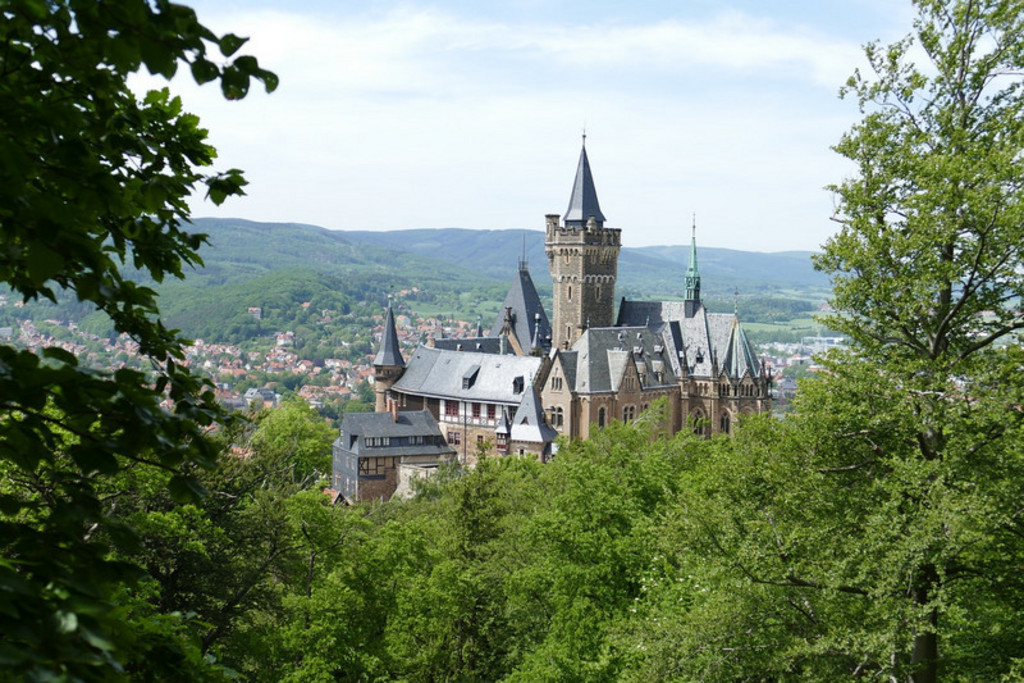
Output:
159 1 916 252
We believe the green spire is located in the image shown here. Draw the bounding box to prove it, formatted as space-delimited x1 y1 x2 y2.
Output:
685 216 701 303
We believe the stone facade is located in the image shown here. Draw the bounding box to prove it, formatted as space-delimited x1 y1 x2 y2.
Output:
545 214 621 349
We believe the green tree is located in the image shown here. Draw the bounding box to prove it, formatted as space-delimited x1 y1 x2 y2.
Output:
0 1 274 677
249 398 337 483
642 1 1024 680
610 3 1024 680
816 0 1024 679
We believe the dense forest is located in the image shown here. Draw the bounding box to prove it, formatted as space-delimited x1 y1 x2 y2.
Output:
3 0 1024 681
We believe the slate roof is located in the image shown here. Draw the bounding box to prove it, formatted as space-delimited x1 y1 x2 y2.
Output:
510 384 559 444
433 337 504 354
335 409 455 459
566 326 680 394
373 304 404 367
616 300 764 380
564 141 606 227
489 263 551 351
392 346 543 404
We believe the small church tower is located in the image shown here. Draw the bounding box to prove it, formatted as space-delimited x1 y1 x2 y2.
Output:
373 298 405 413
545 137 621 349
684 219 702 318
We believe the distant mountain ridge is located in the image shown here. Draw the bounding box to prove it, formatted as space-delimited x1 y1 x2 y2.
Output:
2 219 831 346
193 220 831 298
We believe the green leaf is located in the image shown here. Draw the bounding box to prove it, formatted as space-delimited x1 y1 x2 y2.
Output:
190 58 220 85
219 33 249 57
25 244 65 284
41 347 79 367
168 474 207 503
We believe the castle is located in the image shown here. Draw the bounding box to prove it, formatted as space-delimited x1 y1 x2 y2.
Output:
334 139 771 499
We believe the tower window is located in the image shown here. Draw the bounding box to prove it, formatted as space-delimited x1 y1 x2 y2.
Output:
568 285 573 302
596 284 602 300
598 407 606 428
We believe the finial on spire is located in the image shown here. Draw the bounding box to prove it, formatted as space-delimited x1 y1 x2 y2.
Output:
582 124 587 146
734 287 739 316
692 213 696 239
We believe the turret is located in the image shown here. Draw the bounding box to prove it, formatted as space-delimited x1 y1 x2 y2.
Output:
373 298 405 412
684 218 702 318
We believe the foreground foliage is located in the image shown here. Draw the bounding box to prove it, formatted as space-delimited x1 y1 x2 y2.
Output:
0 0 274 677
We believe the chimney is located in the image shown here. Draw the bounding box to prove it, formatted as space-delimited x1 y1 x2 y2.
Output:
388 399 398 422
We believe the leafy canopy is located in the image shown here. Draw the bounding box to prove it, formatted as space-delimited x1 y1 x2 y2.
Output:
0 0 275 678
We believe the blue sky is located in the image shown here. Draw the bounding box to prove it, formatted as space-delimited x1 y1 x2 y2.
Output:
164 1 916 252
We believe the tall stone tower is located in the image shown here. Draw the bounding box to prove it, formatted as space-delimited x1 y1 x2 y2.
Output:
545 138 621 349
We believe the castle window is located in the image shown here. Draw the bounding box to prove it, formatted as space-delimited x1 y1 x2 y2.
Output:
720 412 731 434
623 405 636 421
598 407 606 428
551 376 563 391
477 434 485 447
513 376 524 394
554 407 564 427
472 403 481 419
692 410 706 437
447 431 461 446
487 404 496 420
596 284 602 301
445 400 459 418
568 285 573 302
496 433 508 451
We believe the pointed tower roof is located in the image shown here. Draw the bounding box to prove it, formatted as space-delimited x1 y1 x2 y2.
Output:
564 136 606 228
495 406 512 437
686 220 699 281
374 300 405 367
490 261 551 352
510 383 559 444
684 218 702 316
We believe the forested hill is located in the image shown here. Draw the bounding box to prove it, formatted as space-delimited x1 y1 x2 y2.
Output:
2 218 829 344
189 219 829 296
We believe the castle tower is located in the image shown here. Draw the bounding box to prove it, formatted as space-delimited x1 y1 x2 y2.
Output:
545 137 621 349
373 298 405 412
684 219 702 318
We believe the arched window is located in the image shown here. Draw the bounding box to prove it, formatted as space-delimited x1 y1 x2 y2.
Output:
568 285 573 301
597 407 606 428
555 407 564 427
692 410 705 437
720 412 731 434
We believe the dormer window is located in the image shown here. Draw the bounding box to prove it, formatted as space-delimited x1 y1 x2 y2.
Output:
513 376 524 394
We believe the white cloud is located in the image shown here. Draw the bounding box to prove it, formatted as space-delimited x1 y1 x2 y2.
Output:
140 4 897 252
